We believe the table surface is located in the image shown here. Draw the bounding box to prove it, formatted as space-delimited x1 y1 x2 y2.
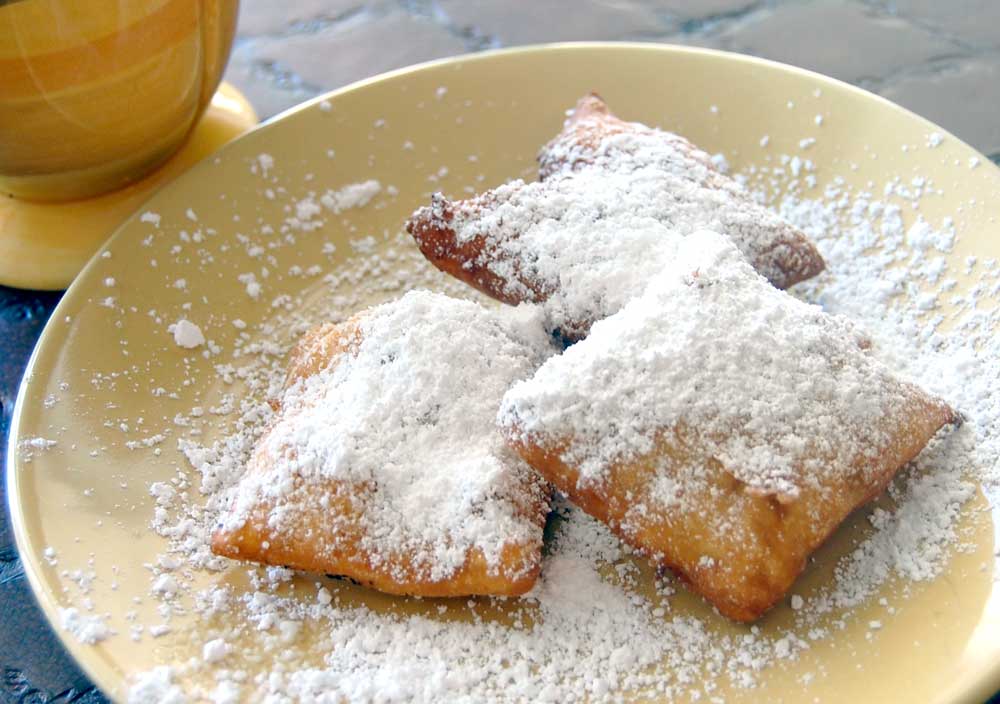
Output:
3 1 1000 701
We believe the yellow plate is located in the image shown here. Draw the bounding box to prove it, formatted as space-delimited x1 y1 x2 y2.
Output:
8 43 1000 703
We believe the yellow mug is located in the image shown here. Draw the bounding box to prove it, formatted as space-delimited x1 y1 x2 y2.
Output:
0 0 239 202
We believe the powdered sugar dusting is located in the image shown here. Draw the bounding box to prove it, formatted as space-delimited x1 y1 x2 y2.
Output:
60 607 113 645
320 179 382 214
499 230 951 501
220 291 554 583
170 319 205 349
128 666 186 704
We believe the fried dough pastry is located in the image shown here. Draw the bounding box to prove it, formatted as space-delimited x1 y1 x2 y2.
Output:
212 291 554 597
499 231 959 621
407 94 824 338
537 93 717 180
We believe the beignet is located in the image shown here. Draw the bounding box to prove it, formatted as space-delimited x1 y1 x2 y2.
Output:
212 291 554 597
407 94 824 338
498 231 958 621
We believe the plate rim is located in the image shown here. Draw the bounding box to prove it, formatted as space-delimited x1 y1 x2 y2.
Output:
7 40 1000 703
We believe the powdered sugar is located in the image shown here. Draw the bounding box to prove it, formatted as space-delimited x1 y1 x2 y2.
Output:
499 230 951 501
412 104 821 336
140 211 161 227
320 179 382 214
169 319 205 349
202 638 230 663
128 666 186 704
59 607 112 645
220 291 554 583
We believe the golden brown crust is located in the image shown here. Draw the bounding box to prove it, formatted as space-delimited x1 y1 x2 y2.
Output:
212 317 550 598
211 470 545 597
504 398 958 622
405 192 552 306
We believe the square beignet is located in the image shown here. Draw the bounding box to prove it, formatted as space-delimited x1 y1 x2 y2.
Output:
498 231 959 621
407 94 823 338
212 290 555 597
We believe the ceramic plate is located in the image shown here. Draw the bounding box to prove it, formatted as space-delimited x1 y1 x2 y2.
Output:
8 44 1000 703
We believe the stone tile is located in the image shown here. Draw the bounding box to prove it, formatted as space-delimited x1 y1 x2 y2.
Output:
229 12 466 117
437 0 670 44
717 0 958 84
643 0 758 22
237 0 371 37
880 0 1000 49
224 44 320 119
881 59 1000 157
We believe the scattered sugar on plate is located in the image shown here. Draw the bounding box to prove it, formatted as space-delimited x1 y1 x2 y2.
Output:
140 211 161 227
319 179 382 214
169 319 205 349
60 607 112 645
237 273 262 300
255 153 275 176
127 666 185 704
202 638 230 663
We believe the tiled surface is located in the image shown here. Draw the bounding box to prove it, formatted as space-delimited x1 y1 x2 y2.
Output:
227 0 1000 160
2 1 999 701
716 1 957 85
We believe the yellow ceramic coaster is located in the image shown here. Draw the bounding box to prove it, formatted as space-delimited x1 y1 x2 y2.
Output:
0 82 256 291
